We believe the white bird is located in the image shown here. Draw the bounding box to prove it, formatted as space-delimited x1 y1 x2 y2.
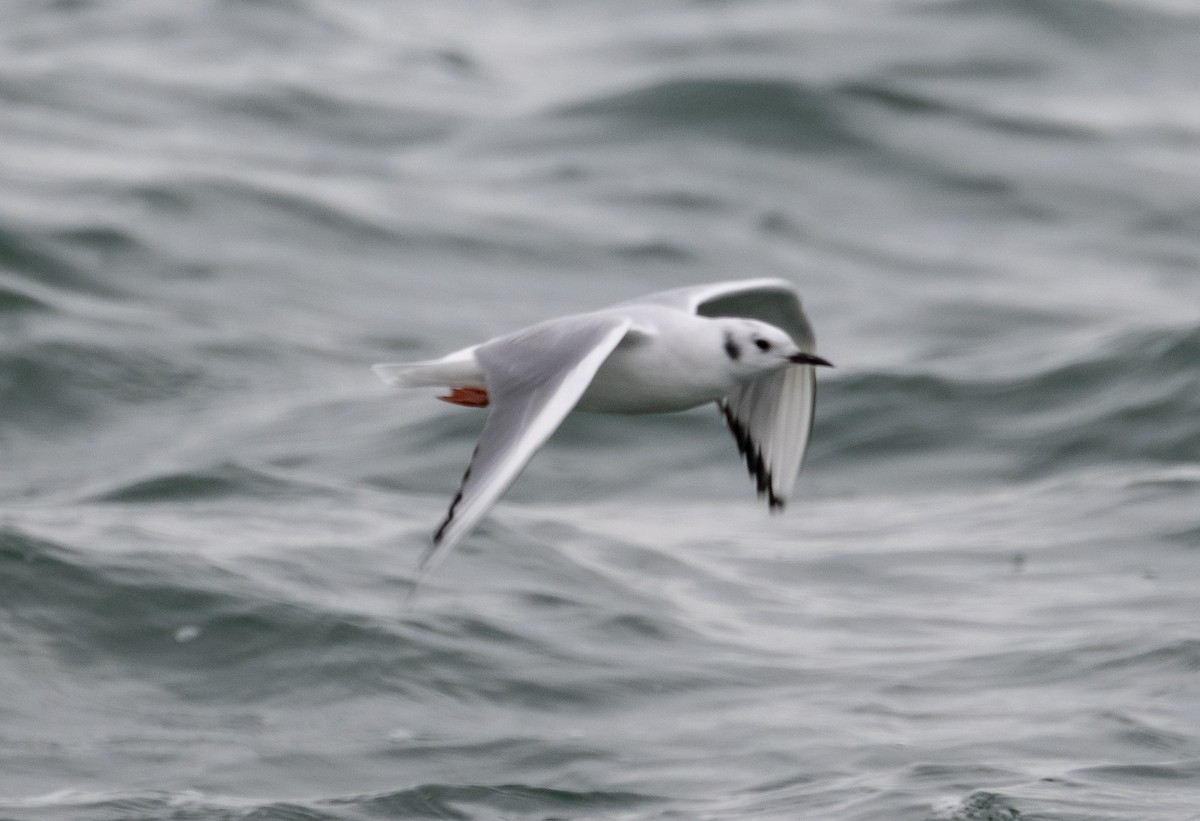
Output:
373 278 832 584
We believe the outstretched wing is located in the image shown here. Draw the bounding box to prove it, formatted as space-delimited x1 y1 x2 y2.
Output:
718 364 815 509
625 278 822 509
417 314 634 584
623 278 816 350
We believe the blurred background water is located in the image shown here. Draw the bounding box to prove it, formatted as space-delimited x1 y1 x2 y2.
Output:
2 1 1200 819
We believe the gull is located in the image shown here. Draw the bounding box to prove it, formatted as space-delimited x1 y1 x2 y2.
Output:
373 278 832 584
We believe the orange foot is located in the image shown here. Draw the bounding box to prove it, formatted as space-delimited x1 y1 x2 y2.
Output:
438 386 490 408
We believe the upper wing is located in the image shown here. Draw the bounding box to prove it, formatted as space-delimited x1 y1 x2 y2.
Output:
621 278 816 351
627 278 821 509
416 314 634 585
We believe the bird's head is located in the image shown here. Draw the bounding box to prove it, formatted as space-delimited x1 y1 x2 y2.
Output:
717 318 833 374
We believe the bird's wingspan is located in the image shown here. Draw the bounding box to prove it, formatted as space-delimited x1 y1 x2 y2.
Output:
415 314 634 585
629 279 821 509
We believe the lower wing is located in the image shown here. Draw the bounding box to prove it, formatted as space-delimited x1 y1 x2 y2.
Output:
719 359 817 510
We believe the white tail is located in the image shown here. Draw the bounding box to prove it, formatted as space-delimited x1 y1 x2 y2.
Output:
373 346 484 389
373 362 434 387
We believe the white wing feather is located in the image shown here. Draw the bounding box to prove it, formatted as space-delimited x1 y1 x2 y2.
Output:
719 361 816 509
416 315 634 584
627 278 821 509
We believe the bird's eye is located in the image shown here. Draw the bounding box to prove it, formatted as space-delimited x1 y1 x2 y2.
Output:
755 339 771 351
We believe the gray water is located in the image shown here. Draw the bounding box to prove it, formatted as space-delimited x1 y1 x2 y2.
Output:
3 1 1200 819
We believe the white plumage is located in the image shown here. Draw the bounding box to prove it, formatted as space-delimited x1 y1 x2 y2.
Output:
374 278 831 586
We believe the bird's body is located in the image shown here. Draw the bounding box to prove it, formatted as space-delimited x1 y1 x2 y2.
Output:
580 305 760 413
374 278 831 586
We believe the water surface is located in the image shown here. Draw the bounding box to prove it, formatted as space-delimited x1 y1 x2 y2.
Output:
3 1 1200 819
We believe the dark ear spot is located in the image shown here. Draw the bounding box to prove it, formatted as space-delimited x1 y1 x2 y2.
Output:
724 332 741 361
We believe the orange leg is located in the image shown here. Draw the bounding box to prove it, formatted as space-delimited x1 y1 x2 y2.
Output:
438 386 490 408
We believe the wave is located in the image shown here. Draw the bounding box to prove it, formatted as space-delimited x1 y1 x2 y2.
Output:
0 279 50 315
0 337 202 430
0 783 658 821
931 0 1197 43
548 71 1103 160
553 77 870 153
837 78 1097 141
0 223 116 298
89 462 319 504
0 524 424 702
815 323 1200 478
0 521 632 706
347 783 656 820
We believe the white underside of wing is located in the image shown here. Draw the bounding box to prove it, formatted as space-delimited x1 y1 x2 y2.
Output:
618 279 822 510
719 363 816 509
417 315 634 582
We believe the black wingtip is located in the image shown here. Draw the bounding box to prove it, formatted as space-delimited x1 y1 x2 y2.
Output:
432 500 457 546
416 535 441 570
719 403 781 511
430 443 478 548
431 521 447 546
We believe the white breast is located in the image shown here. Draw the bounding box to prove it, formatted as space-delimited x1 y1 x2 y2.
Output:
575 308 741 414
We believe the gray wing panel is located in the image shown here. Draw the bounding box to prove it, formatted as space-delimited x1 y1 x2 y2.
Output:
693 282 817 351
615 278 817 351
